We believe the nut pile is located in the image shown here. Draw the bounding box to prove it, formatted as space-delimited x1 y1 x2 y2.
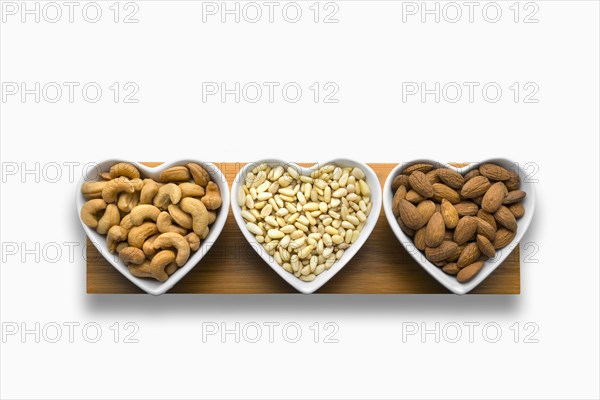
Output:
80 162 222 282
392 162 526 283
238 163 372 282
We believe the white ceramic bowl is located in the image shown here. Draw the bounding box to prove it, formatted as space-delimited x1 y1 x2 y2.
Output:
76 159 230 295
383 158 536 295
231 159 382 294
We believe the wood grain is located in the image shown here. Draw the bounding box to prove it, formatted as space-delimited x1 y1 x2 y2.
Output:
86 163 520 294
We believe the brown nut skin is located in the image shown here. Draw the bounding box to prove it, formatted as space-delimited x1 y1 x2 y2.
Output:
81 199 108 228
187 163 211 187
119 246 145 265
152 232 191 266
201 181 222 210
109 162 140 179
127 222 159 248
96 203 121 235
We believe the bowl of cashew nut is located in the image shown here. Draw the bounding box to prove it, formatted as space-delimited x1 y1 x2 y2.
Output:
76 160 230 295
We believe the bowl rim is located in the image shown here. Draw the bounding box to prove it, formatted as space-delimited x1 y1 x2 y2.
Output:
76 159 231 295
230 158 383 294
382 158 536 294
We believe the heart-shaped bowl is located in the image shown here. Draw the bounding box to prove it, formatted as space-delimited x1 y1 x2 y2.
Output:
76 159 230 295
383 158 536 295
231 159 382 294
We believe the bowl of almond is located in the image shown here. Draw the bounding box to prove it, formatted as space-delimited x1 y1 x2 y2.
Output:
383 158 535 294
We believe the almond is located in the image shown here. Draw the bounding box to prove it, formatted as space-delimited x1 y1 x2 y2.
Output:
433 260 447 267
417 200 436 223
406 190 425 204
493 228 515 249
453 216 478 245
432 183 461 204
414 227 426 250
440 198 459 229
436 168 465 189
397 216 414 237
476 234 496 258
392 185 407 217
425 212 445 247
463 168 480 181
446 244 465 262
494 205 518 231
505 171 521 191
503 190 526 205
508 202 525 219
481 182 507 213
442 263 460 275
479 163 512 181
409 171 434 198
392 175 410 191
403 163 434 175
477 209 497 230
454 201 479 216
457 242 481 268
457 261 484 283
425 170 440 184
476 217 497 241
425 240 458 262
461 176 491 198
398 199 425 230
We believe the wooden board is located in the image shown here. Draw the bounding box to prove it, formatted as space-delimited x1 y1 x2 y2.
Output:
86 163 520 294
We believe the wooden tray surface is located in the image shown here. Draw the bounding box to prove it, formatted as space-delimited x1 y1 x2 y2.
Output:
86 163 520 294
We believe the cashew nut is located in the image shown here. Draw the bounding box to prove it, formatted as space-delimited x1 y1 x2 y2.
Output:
130 178 144 191
128 260 168 283
180 197 209 236
107 225 128 252
100 172 112 180
120 214 133 231
165 262 178 276
200 226 210 240
159 166 192 182
207 211 217 225
128 222 159 248
152 232 190 266
115 241 129 254
168 204 193 229
151 250 177 278
157 211 188 235
153 183 182 209
187 163 210 187
179 182 205 198
81 181 107 199
140 179 160 204
80 199 107 228
96 203 121 235
119 246 145 265
110 162 140 179
102 177 135 203
201 181 222 210
185 232 200 251
130 204 161 226
117 191 140 213
142 234 160 258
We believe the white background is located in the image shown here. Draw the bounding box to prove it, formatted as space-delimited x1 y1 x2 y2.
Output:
1 1 599 399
